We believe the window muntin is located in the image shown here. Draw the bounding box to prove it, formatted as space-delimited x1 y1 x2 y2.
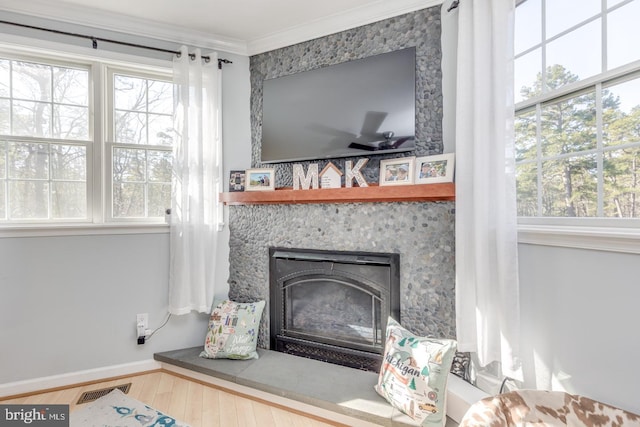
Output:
112 147 172 218
608 1 640 70
514 0 541 53
0 56 90 222
515 0 640 102
545 19 601 85
9 61 89 140
545 0 600 39
0 51 175 227
113 74 173 146
515 76 640 218
515 0 640 220
108 70 174 221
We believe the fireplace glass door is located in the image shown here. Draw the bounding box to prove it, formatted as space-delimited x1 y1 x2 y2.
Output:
285 274 383 351
270 248 400 371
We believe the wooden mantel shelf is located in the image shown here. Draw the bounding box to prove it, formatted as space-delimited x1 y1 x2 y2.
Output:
220 183 455 205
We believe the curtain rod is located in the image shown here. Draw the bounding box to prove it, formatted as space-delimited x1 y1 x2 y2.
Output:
448 0 526 13
0 20 233 69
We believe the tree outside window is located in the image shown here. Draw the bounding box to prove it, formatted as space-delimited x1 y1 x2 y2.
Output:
514 0 640 219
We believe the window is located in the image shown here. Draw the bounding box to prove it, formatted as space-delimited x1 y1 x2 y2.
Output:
514 0 640 220
0 57 90 221
0 51 174 228
108 70 174 221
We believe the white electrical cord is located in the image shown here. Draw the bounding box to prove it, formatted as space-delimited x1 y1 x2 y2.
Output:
145 313 172 341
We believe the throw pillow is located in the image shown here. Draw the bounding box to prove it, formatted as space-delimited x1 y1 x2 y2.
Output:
374 317 457 426
200 299 265 360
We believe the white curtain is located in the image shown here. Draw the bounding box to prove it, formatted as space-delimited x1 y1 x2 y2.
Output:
169 46 223 315
453 0 522 379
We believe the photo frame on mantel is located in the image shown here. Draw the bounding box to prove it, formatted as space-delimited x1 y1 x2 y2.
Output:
245 168 275 191
229 170 246 192
415 154 455 184
379 157 415 186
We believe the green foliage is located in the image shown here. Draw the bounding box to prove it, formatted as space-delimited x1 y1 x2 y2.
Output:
516 64 640 218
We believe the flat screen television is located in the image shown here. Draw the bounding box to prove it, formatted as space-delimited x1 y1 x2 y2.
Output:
261 47 416 164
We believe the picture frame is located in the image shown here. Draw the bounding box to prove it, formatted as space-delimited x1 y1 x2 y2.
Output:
228 170 246 192
245 168 275 191
379 157 415 186
415 153 455 184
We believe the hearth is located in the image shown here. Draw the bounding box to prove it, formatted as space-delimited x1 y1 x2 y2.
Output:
269 247 400 372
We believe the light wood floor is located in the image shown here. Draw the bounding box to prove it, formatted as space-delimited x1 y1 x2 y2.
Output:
1 370 344 427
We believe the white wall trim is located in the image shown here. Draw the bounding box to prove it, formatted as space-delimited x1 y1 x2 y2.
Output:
1 0 444 57
0 359 161 398
0 223 169 239
518 224 640 254
246 0 443 55
0 0 248 55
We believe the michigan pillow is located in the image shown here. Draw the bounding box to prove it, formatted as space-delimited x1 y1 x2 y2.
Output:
200 299 265 360
374 317 457 426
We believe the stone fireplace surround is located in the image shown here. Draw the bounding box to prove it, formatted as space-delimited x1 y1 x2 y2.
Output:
227 201 456 351
229 4 456 352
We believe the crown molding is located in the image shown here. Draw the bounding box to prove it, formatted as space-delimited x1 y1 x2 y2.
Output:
1 0 444 58
247 0 444 55
0 0 248 55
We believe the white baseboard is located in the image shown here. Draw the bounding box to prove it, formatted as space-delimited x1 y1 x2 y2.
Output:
0 359 161 398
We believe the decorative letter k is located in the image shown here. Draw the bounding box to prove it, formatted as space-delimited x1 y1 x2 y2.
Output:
345 159 369 188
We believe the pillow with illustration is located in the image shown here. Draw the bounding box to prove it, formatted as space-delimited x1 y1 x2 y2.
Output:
374 317 457 426
200 299 265 360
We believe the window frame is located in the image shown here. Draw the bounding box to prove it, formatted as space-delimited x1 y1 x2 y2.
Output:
0 52 95 225
0 43 174 237
105 66 175 224
514 0 640 252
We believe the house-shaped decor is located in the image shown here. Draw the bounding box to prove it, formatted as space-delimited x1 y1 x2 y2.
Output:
319 162 343 188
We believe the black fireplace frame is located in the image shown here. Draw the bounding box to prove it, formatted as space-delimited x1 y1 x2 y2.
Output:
269 247 400 371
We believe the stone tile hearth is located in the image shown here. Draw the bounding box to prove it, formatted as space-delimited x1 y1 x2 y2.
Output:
155 347 458 427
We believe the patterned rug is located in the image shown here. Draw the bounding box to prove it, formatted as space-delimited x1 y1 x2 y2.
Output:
70 389 190 427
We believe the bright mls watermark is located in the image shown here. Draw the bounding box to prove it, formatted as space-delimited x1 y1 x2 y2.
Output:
0 405 68 427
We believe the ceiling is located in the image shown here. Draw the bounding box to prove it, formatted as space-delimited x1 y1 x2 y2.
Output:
0 0 443 55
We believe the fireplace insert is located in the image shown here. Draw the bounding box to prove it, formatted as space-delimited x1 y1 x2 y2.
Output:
269 247 400 372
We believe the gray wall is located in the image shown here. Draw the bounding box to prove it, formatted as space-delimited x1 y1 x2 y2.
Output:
518 243 640 415
0 233 204 382
0 17 251 384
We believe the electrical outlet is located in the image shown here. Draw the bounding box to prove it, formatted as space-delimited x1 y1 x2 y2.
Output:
136 313 148 338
